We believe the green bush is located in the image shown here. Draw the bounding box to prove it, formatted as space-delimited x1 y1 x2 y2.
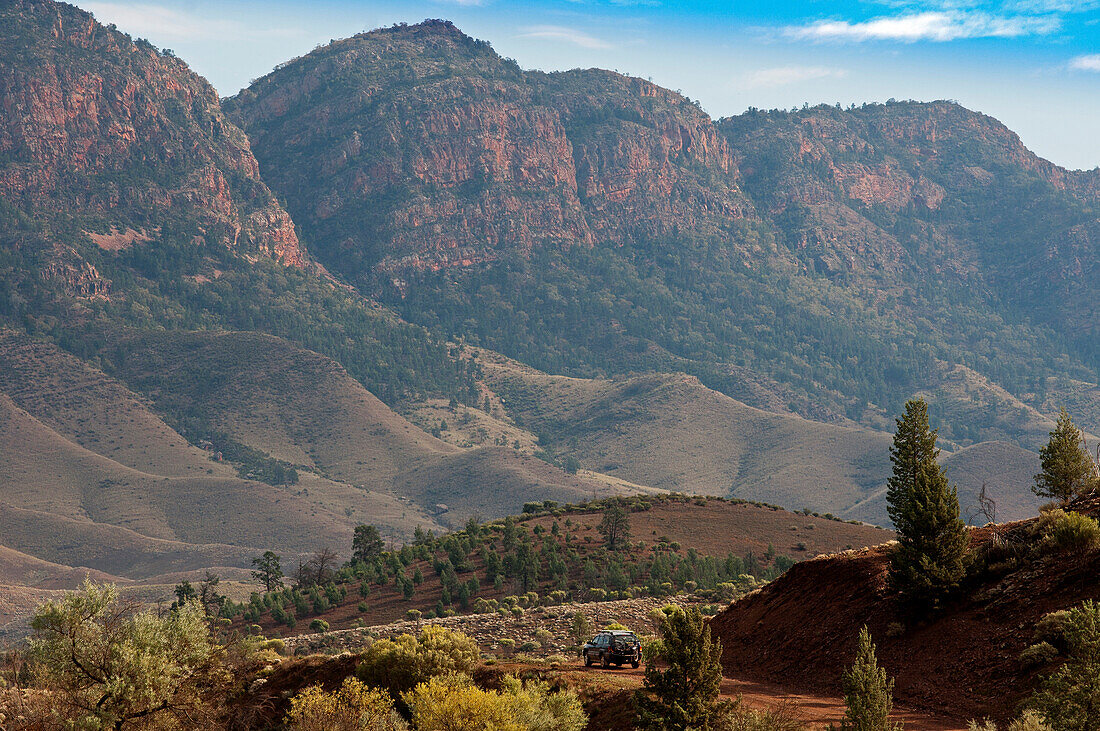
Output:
1019 642 1059 669
356 626 478 695
1034 610 1073 650
1043 510 1100 553
309 619 330 633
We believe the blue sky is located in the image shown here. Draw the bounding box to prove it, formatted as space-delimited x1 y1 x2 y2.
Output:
75 0 1100 169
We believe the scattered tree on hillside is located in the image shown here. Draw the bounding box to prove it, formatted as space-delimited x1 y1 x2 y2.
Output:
635 606 725 731
840 626 901 731
1033 408 1098 504
172 579 197 609
296 547 338 588
251 550 283 593
198 572 227 617
1028 600 1100 730
597 504 632 551
886 398 939 530
887 402 968 613
353 524 386 563
29 580 228 729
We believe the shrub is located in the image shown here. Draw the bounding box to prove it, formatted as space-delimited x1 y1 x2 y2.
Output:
403 674 519 730
1043 510 1100 553
1034 609 1074 650
717 695 804 731
518 641 541 653
28 581 227 729
534 629 554 644
499 638 516 655
968 712 1053 731
839 626 900 731
404 673 586 731
356 626 478 696
500 674 587 731
1019 642 1059 669
1028 600 1100 729
286 677 406 731
309 619 330 633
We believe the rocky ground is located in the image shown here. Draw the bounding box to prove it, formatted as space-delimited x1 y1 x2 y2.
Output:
285 595 698 657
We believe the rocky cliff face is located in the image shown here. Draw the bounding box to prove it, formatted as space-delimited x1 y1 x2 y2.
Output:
0 0 304 267
226 20 752 285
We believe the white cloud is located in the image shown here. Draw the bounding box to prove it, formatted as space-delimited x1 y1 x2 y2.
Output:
738 65 848 89
1070 53 1100 70
786 10 1060 42
79 2 297 42
518 25 614 49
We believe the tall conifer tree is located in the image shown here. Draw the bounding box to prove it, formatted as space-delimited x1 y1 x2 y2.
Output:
886 399 968 613
886 398 939 532
1033 408 1097 504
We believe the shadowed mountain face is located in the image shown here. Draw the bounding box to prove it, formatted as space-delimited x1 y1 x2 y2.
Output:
229 20 1100 450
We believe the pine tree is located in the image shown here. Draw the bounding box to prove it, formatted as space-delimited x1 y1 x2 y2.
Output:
597 504 632 551
352 525 385 563
635 606 725 731
1033 408 1097 504
889 462 969 612
886 399 939 532
841 626 901 731
251 550 283 593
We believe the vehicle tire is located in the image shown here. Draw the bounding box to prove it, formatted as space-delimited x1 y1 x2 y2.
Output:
601 652 610 668
584 652 593 667
631 659 640 669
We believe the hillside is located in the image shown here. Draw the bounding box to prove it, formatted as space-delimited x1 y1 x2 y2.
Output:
709 496 1100 722
232 494 891 639
228 20 1100 452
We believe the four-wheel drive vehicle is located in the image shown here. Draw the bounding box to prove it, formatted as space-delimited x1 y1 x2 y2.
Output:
583 630 641 668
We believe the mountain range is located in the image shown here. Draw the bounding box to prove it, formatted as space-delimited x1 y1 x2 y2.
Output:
3 0 1094 628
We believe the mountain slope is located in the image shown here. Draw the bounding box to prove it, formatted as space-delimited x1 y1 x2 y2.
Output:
0 0 303 266
228 21 1100 451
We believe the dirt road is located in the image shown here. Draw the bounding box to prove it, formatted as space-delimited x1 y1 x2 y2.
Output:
570 664 967 730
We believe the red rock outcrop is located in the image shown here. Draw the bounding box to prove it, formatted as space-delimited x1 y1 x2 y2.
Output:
0 0 305 267
225 20 754 283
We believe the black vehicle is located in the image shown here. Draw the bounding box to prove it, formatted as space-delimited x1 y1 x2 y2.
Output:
583 630 641 668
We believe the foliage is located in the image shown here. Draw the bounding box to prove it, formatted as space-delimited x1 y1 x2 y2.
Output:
1019 642 1059 669
286 677 407 731
356 626 479 696
1033 409 1097 503
717 696 805 731
1028 600 1100 730
636 606 726 731
967 712 1052 731
28 580 227 730
597 505 632 551
354 525 387 563
498 675 588 731
886 399 939 532
839 626 900 731
1041 510 1100 554
252 551 284 593
404 674 523 731
887 402 968 613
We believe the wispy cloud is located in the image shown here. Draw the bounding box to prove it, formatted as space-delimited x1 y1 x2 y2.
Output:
80 2 298 42
1070 53 1100 70
518 25 614 49
786 10 1060 42
738 66 848 89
